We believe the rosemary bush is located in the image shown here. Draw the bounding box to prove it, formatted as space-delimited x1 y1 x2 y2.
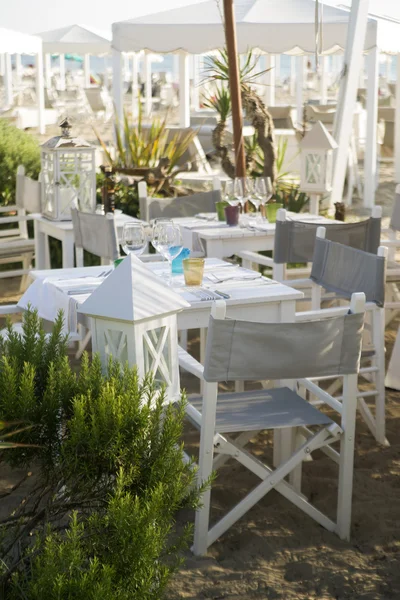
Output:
0 310 200 599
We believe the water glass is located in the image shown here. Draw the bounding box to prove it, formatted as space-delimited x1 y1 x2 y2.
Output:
183 258 205 286
122 222 147 257
266 203 283 223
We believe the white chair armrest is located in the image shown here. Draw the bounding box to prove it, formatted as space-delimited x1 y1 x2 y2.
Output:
178 346 204 379
237 250 273 268
281 278 313 289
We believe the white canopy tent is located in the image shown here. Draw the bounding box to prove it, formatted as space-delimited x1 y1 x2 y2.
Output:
37 24 111 90
0 28 45 134
111 0 383 207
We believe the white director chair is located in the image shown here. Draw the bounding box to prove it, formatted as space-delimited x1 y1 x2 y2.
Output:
179 293 365 555
239 207 382 290
302 229 387 446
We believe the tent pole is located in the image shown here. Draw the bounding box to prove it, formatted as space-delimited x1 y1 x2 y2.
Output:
265 54 276 107
290 55 296 97
295 56 304 129
223 0 246 178
84 54 91 87
4 53 13 107
144 51 152 117
364 46 379 208
45 54 52 89
330 0 370 209
395 54 400 182
112 48 124 129
15 54 22 85
36 51 45 134
131 53 139 120
192 54 200 111
275 54 281 84
320 56 328 104
59 54 66 91
179 52 190 127
0 54 4 77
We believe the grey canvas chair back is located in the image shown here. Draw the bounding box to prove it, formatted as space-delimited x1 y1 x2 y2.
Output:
16 169 41 213
71 208 119 261
203 312 364 382
140 190 221 222
389 186 400 231
274 217 381 264
311 237 386 307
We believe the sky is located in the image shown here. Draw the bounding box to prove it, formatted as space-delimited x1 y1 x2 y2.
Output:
1 0 399 36
0 0 200 34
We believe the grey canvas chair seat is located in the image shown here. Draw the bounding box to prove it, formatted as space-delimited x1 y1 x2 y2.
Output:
188 387 333 433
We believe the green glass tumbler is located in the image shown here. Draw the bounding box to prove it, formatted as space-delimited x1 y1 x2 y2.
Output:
216 201 229 221
266 203 283 224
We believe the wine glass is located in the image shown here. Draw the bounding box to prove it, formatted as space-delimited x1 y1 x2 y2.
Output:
234 178 244 210
223 180 240 207
151 218 173 259
122 222 147 257
156 221 183 285
243 177 255 214
255 177 273 220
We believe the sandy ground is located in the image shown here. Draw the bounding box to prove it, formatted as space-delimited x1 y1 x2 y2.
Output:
1 103 400 599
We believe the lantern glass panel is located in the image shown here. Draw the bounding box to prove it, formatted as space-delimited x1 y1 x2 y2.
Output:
306 153 323 185
42 151 56 216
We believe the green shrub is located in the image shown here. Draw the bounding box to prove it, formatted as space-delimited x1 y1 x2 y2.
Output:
0 121 41 205
0 310 201 599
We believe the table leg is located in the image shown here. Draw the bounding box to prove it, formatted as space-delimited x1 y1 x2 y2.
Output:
34 221 47 269
62 232 75 269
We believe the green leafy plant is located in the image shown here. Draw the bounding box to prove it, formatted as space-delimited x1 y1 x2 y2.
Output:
0 121 41 205
0 310 202 599
94 104 198 189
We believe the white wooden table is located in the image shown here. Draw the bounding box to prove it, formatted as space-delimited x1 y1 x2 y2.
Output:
20 259 303 333
174 214 337 259
33 213 140 269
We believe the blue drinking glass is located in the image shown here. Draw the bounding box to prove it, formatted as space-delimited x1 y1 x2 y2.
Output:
172 248 190 274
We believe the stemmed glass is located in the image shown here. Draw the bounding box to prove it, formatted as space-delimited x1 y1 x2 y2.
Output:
155 221 183 285
122 222 147 257
254 177 274 220
234 178 244 211
223 180 240 207
151 218 173 260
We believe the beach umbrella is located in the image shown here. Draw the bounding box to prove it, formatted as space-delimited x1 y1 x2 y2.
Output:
222 0 246 178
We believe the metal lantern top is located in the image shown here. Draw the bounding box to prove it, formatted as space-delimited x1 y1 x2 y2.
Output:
300 121 338 152
41 118 93 151
78 254 190 324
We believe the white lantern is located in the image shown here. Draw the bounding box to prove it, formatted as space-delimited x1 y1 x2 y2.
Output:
300 121 338 195
78 255 190 402
41 118 96 221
